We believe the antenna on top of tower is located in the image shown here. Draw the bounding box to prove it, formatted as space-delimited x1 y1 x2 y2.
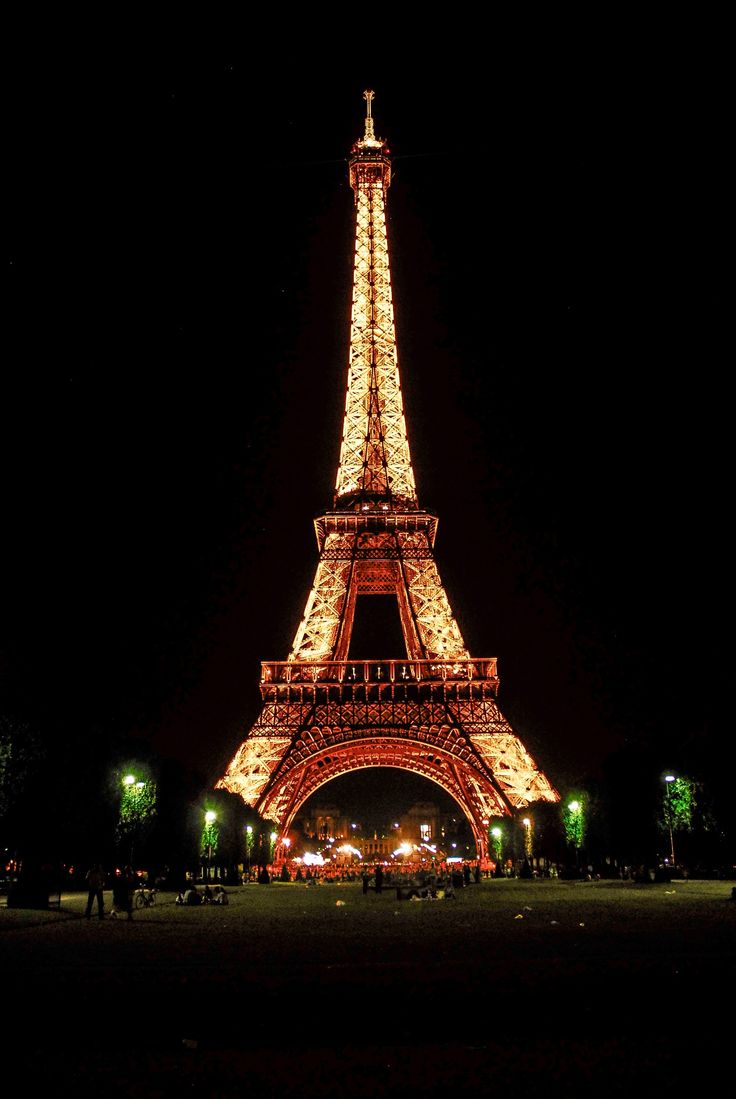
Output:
363 89 376 141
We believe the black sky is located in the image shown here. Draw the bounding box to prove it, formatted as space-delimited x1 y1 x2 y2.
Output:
4 35 730 819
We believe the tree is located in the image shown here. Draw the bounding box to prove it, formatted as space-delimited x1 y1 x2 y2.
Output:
662 775 695 834
0 715 47 874
116 764 157 866
660 774 697 867
0 715 44 825
562 794 586 872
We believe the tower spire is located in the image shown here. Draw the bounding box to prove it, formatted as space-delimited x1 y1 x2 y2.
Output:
336 91 416 511
363 88 376 143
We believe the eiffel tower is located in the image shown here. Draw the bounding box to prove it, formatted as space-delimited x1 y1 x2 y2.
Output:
217 91 559 860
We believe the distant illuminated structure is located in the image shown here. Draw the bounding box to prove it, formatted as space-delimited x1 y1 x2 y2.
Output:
217 91 559 859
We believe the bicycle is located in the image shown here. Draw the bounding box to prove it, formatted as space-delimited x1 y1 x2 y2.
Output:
134 887 156 910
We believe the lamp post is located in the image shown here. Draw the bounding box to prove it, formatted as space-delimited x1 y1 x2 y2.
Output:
122 774 145 867
567 801 582 869
245 825 253 881
491 826 503 876
522 817 532 859
664 775 676 866
204 810 217 881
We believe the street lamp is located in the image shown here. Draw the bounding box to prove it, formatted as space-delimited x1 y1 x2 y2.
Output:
522 817 532 859
245 825 253 880
664 775 676 866
491 826 503 876
121 774 146 866
566 801 582 868
204 810 217 880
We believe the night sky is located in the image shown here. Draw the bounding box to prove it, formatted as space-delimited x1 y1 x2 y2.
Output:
4 39 730 823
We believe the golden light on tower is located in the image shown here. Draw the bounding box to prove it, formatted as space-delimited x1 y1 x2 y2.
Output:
217 92 560 859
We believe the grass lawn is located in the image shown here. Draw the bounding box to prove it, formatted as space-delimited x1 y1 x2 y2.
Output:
2 877 733 1096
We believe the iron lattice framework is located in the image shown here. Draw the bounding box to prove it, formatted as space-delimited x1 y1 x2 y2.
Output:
217 91 559 859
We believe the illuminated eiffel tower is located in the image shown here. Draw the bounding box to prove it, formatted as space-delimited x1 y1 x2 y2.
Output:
217 91 559 859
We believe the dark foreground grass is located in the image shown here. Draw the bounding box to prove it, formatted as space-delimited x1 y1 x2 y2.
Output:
2 878 733 1097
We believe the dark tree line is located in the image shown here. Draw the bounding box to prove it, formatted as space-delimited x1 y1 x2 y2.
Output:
1 712 734 886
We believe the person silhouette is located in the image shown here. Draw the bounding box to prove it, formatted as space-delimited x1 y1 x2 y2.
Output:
111 866 135 920
85 863 106 919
